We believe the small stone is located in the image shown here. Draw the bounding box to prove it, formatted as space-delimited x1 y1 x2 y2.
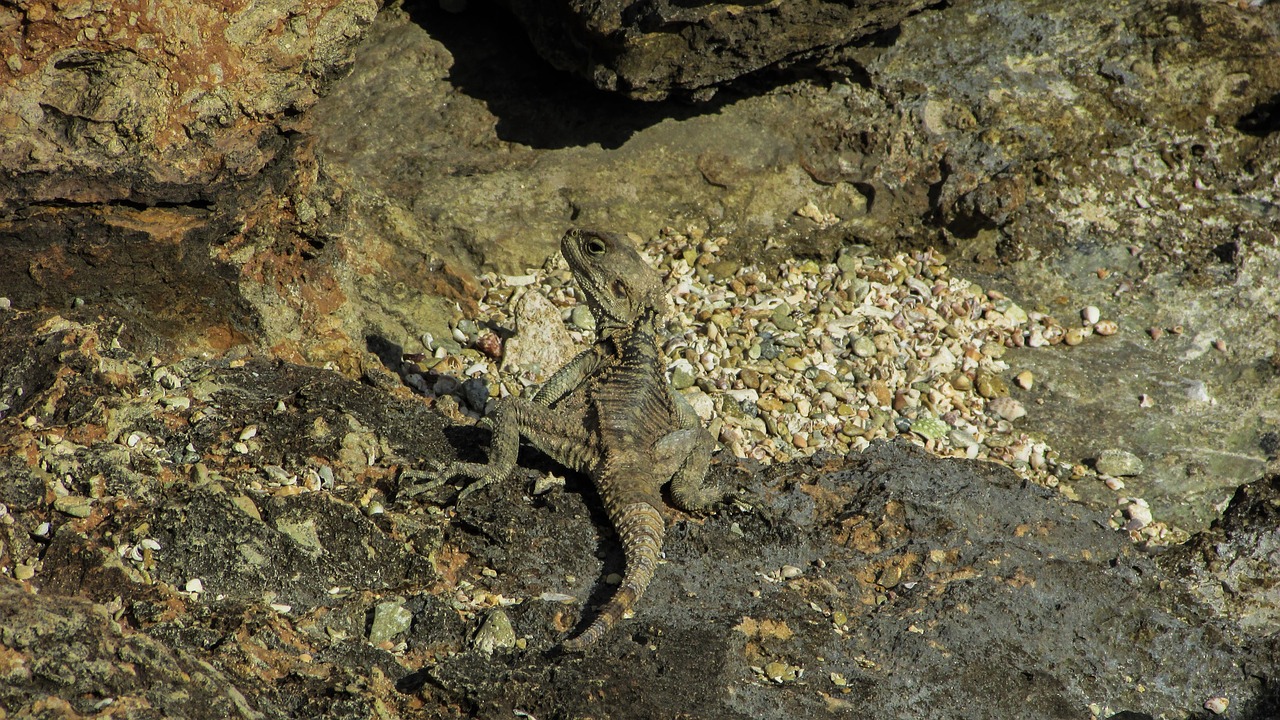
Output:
987 396 1026 421
764 661 797 682
910 415 949 440
1125 502 1153 529
1081 306 1101 324
708 259 740 278
53 495 92 518
836 250 860 276
14 564 35 581
670 365 696 390
852 336 877 358
999 301 1029 325
740 368 761 389
161 396 191 410
185 578 205 594
369 601 414 645
771 303 797 331
780 565 803 579
239 425 258 441
570 305 596 332
531 473 566 495
1203 697 1229 715
1014 371 1034 390
474 332 503 359
1063 327 1086 346
472 609 517 654
1094 319 1118 336
1096 448 1144 476
975 372 1007 399
461 378 490 412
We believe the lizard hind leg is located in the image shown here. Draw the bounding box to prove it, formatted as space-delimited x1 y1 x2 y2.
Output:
660 427 723 512
562 502 665 651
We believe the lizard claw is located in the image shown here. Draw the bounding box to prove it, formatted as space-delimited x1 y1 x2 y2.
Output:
399 460 499 503
398 460 454 499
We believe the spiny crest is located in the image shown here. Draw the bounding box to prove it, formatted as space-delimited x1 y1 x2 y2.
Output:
560 229 667 330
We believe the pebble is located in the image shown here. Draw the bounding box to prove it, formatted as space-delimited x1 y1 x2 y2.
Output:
852 336 877 358
763 660 800 683
1081 306 1100 324
910 415 949 440
531 473 566 495
987 397 1026 421
1014 371 1034 390
474 332 502 359
1125 502 1153 529
472 609 517 654
780 564 803 579
570 305 596 331
1063 327 1086 346
461 378 490 412
369 601 414 645
1203 697 1229 715
1093 319 1118 336
53 495 92 518
1096 448 1144 476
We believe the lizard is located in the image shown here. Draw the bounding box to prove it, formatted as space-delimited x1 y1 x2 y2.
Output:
421 228 723 651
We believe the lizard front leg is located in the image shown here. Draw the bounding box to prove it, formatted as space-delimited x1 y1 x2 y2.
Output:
440 397 594 500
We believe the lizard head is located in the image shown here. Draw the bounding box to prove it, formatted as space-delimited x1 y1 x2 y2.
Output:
561 228 667 329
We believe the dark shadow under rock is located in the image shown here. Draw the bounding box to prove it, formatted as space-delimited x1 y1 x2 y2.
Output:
489 0 935 101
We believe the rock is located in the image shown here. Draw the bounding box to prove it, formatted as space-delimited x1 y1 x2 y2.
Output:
0 310 1275 719
472 609 517 654
52 495 92 518
852 336 877 358
369 600 414 645
987 396 1027 422
1097 449 1145 477
1164 474 1280 636
0 0 379 210
460 377 491 413
501 291 578 382
910 415 949 441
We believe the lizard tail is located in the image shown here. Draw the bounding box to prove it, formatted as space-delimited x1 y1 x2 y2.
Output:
563 502 665 651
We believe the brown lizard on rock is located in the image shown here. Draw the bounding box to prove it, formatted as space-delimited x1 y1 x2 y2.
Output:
422 228 723 650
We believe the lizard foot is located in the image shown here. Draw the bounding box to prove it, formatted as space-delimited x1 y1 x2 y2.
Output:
398 460 502 502
397 462 452 499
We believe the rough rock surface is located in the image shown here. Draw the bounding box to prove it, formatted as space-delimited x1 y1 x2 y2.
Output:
495 0 934 100
0 309 1275 719
0 0 378 209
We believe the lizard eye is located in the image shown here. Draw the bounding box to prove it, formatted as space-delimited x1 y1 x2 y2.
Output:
587 238 607 255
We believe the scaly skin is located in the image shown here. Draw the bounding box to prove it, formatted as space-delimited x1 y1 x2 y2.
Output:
423 228 722 649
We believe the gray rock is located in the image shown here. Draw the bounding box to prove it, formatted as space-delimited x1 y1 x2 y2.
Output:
460 377 490 413
1097 449 1145 477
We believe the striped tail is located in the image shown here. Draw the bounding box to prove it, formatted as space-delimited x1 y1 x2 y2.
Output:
562 502 665 651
